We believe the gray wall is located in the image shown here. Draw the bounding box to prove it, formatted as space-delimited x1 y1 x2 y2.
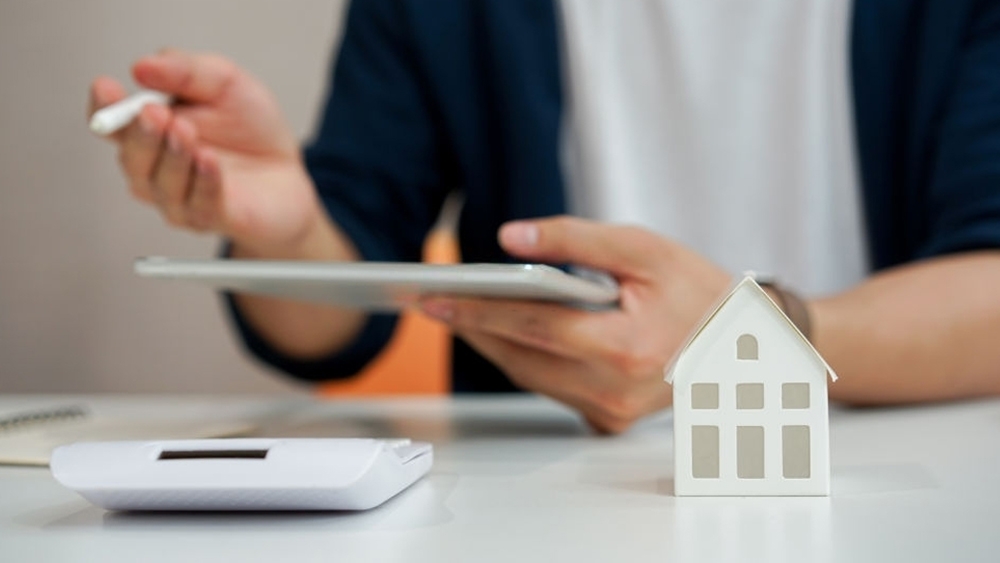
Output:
0 0 348 393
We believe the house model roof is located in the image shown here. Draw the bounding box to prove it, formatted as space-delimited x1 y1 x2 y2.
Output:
664 276 838 385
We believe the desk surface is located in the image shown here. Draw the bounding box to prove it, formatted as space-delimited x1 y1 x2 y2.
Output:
1 394 999 563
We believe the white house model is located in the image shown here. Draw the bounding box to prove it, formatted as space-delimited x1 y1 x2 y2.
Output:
665 276 836 496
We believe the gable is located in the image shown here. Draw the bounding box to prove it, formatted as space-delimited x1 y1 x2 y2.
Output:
665 277 836 386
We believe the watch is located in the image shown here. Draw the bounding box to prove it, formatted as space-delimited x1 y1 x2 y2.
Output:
747 272 813 342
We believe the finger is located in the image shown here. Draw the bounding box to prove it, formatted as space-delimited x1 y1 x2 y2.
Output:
422 297 621 361
583 376 672 435
187 147 223 231
461 328 646 434
456 329 598 410
88 76 128 141
132 49 236 103
498 216 663 277
151 115 198 226
583 413 632 436
117 104 171 204
460 328 671 435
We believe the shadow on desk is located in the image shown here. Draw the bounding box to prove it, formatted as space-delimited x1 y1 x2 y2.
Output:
17 472 459 533
281 412 588 441
267 399 591 443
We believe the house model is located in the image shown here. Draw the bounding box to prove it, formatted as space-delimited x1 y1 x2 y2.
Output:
665 276 836 496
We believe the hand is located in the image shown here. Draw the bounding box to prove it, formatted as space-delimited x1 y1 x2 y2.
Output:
88 49 327 258
421 217 731 434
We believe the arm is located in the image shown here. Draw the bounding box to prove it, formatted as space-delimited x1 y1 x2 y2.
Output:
820 0 1000 403
226 0 453 379
814 252 1000 404
418 219 1000 434
228 211 366 360
90 0 450 380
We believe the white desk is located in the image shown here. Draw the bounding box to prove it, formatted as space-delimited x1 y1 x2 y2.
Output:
1 395 999 563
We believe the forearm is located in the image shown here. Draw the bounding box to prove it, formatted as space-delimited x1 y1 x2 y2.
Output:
230 213 368 360
810 251 1000 404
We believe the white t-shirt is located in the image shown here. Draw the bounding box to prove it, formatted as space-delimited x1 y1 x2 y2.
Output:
558 0 867 296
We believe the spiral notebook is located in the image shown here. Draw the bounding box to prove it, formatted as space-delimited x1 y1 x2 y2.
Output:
0 404 255 467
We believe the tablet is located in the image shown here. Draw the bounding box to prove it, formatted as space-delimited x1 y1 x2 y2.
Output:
134 257 620 311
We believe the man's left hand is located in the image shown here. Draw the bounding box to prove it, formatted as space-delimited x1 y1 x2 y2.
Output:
420 216 730 434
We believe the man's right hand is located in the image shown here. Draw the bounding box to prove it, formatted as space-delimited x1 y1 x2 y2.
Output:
90 50 368 360
89 49 331 259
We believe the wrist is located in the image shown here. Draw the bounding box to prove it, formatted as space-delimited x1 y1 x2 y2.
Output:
229 203 359 263
759 281 813 342
227 162 360 262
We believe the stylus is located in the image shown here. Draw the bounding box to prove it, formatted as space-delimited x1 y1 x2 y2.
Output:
89 90 172 135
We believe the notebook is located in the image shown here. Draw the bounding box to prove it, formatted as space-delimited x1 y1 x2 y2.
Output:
0 404 256 467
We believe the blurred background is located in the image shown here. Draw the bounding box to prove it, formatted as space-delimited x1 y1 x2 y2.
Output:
0 0 350 394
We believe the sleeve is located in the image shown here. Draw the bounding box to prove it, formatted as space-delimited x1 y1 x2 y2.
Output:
918 1 1000 257
224 0 454 382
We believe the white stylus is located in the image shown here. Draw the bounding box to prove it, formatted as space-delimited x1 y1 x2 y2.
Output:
89 90 172 135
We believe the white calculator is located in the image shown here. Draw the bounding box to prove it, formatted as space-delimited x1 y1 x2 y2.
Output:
50 438 433 511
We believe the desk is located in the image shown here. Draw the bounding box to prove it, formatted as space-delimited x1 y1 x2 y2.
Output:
1 395 999 563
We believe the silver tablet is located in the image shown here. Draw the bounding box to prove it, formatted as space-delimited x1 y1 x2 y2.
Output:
134 257 619 311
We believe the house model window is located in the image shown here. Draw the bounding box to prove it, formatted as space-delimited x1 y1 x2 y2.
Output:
691 383 719 410
736 334 758 360
783 382 810 409
736 383 764 409
665 277 836 496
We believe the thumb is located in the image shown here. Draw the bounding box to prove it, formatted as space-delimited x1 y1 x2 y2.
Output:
498 216 658 276
88 76 128 141
132 49 237 104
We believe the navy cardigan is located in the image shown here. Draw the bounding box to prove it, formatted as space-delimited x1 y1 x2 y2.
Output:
228 0 1000 392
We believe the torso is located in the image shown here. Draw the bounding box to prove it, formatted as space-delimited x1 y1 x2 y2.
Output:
557 0 867 296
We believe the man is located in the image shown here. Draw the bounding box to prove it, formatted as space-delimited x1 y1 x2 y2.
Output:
89 0 1000 433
